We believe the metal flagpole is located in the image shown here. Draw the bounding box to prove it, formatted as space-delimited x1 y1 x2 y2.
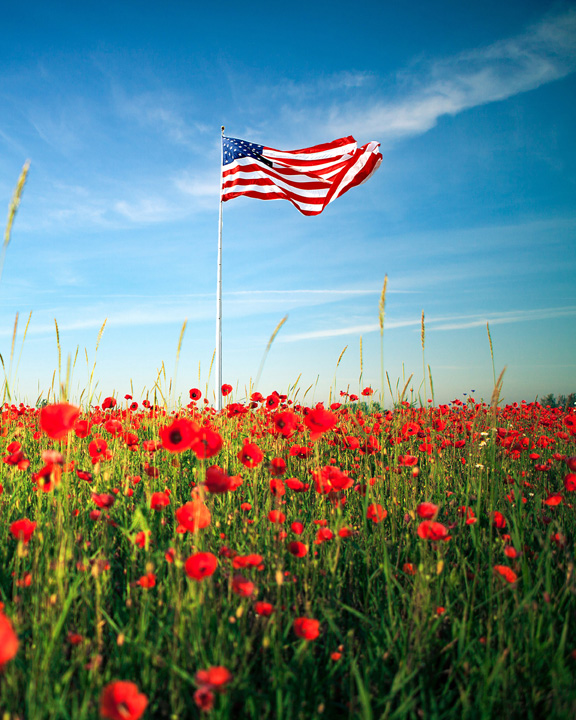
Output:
215 126 224 412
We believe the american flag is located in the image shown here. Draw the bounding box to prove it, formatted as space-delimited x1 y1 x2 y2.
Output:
221 135 382 216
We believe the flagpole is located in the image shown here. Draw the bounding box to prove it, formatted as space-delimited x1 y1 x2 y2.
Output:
216 126 224 412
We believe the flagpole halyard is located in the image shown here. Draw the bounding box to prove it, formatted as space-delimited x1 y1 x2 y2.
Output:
216 126 224 412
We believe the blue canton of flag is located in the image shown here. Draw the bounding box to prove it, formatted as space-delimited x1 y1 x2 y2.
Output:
222 137 273 168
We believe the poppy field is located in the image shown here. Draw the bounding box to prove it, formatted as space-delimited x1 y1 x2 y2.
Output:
1 387 576 719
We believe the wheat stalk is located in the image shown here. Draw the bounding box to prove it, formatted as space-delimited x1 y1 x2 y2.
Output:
255 315 288 390
1 161 30 286
379 275 388 408
486 322 496 386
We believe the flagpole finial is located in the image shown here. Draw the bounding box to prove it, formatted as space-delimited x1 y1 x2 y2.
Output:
221 126 225 134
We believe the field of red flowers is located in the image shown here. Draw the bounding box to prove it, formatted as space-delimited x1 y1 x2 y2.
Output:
1 388 575 719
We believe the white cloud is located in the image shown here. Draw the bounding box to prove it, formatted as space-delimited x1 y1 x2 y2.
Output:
323 9 576 140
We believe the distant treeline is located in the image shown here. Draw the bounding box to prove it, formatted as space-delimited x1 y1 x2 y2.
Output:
540 393 576 409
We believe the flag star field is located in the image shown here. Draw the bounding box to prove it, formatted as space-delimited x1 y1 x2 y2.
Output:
0 0 574 406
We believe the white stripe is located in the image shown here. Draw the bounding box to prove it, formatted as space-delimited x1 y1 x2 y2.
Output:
263 141 357 162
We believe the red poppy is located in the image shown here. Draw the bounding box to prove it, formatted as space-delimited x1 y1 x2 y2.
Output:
10 518 37 543
291 521 304 535
99 681 148 720
137 573 156 588
285 477 308 492
0 612 18 667
288 541 308 557
204 466 234 493
416 502 438 519
74 419 92 438
231 574 255 597
150 491 170 510
366 504 387 523
159 418 198 453
417 520 451 541
195 665 232 689
92 493 116 509
101 396 117 410
269 477 285 497
268 510 286 524
221 384 233 396
89 437 110 461
254 601 274 617
304 406 337 440
493 565 518 584
194 687 214 712
269 457 287 476
40 402 81 440
273 411 298 438
32 463 62 492
361 387 374 396
175 500 211 533
190 427 223 459
492 511 507 529
544 493 563 506
293 617 320 640
189 388 202 401
564 473 576 491
238 441 264 468
185 552 218 581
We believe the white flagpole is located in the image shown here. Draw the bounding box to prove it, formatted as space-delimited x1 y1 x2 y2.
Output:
215 126 224 412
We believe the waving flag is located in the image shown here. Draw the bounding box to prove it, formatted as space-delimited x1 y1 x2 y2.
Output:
221 135 382 216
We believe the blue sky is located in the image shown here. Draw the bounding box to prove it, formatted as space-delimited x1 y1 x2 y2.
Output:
1 0 575 407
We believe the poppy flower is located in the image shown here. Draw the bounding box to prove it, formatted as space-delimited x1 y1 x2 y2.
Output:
150 491 170 510
493 565 518 584
101 396 117 410
361 387 374 396
238 441 264 468
291 521 304 535
293 617 320 640
10 518 37 543
40 403 80 440
175 500 211 533
194 687 215 711
159 418 198 453
366 503 387 523
32 463 62 492
492 511 507 529
221 384 233 397
190 427 223 459
189 388 202 401
74 419 92 438
89 437 110 461
285 477 308 492
185 552 218 581
254 601 274 617
204 466 234 493
268 510 286 524
288 541 308 557
304 406 337 440
564 473 576 492
137 573 156 588
0 612 18 667
231 574 255 597
196 665 232 690
416 502 438 519
417 520 451 541
92 493 116 509
99 681 148 720
273 411 298 438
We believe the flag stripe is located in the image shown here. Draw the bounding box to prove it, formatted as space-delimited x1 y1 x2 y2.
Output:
221 135 381 216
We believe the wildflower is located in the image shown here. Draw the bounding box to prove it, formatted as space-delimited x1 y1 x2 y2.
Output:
494 565 518 584
254 601 274 617
99 681 147 720
175 500 211 533
564 473 576 491
101 396 117 409
92 493 116 509
492 511 507 529
268 510 286 524
304 406 337 440
231 574 254 597
150 491 170 510
185 552 218 581
0 612 18 667
190 427 223 459
416 502 438 519
159 418 197 453
221 384 233 396
288 541 308 557
40 402 80 440
273 411 298 438
10 518 37 543
204 466 234 493
137 573 156 588
195 665 232 689
366 504 387 523
417 520 451 541
293 617 320 640
189 388 202 401
194 686 215 712
361 387 374 396
238 441 264 468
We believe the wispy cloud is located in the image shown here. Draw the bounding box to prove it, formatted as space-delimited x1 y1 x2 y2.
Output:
280 305 576 342
321 9 576 140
